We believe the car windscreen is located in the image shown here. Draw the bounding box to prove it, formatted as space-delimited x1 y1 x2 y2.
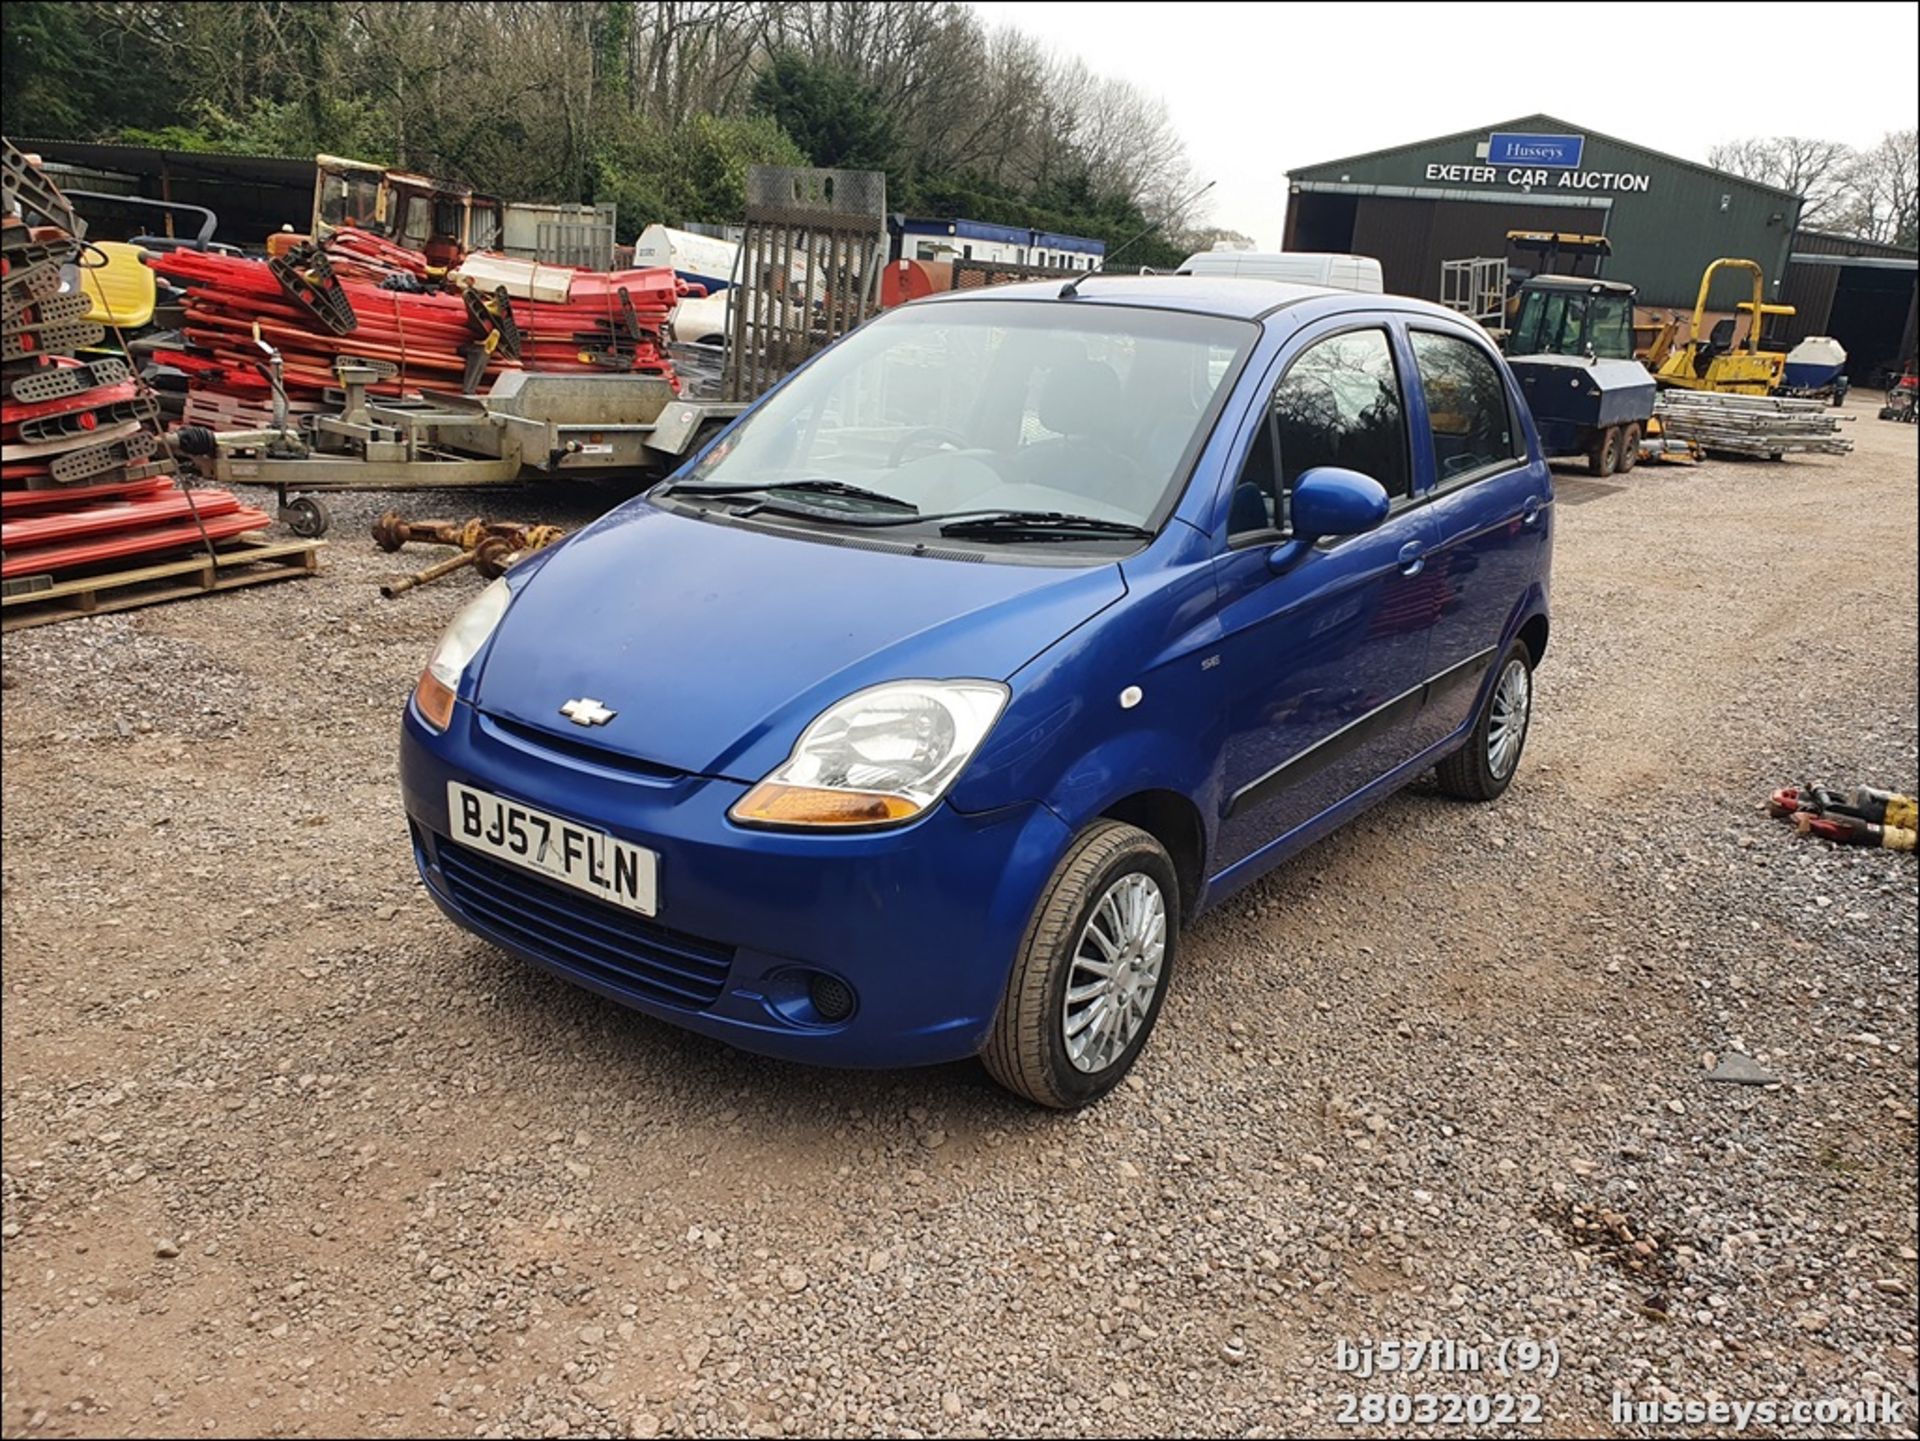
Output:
676 300 1256 532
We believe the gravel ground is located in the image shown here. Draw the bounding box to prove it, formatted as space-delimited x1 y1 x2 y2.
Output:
2 395 1915 1439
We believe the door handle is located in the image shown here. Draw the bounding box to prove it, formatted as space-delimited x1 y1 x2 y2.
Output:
1521 495 1545 526
1397 540 1426 577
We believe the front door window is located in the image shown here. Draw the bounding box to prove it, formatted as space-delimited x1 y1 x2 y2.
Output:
1230 327 1410 538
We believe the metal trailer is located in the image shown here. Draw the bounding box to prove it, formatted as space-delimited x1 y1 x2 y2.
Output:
1776 375 1851 407
174 163 892 534
1511 354 1658 475
176 361 743 537
1502 275 1656 476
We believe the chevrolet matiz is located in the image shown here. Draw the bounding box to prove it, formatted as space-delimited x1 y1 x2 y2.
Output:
399 276 1552 1108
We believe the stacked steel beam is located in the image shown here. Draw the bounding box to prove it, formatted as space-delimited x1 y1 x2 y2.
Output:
1653 390 1855 457
2 139 268 585
147 231 688 430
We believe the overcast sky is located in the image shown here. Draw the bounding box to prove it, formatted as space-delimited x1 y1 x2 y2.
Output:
967 0 1920 249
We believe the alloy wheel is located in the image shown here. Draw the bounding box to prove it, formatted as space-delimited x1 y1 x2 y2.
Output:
1487 658 1531 780
1062 872 1167 1073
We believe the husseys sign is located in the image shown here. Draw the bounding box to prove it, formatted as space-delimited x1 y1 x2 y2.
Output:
1423 132 1652 194
1487 133 1583 168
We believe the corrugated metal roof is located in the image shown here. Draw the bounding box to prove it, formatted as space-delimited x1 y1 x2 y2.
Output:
1791 227 1918 261
1290 114 1802 204
14 138 318 187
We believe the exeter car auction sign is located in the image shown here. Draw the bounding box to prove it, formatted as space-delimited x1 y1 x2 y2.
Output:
1423 133 1652 194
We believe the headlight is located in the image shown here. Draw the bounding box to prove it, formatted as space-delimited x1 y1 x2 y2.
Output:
730 679 1009 828
411 578 511 732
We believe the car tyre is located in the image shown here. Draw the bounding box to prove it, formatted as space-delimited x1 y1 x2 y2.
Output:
1616 422 1641 473
1436 638 1534 803
983 820 1178 1109
1587 426 1620 477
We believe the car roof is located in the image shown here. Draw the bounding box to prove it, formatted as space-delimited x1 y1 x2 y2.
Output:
913 274 1477 326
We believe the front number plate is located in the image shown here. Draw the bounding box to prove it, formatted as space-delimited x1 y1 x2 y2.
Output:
447 782 658 916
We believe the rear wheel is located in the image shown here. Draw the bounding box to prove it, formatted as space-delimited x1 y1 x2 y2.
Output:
983 821 1178 1109
1615 422 1641 473
1436 638 1534 803
1587 426 1620 477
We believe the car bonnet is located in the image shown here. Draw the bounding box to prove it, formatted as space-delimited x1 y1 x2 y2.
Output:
471 501 1127 780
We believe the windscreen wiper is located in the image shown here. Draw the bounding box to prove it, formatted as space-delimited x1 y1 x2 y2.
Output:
935 510 1155 541
659 477 918 512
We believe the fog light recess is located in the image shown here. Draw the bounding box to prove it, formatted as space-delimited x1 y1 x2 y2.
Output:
808 972 856 1023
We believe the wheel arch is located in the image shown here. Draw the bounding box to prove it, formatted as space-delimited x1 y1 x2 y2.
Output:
1098 788 1208 920
1518 611 1549 665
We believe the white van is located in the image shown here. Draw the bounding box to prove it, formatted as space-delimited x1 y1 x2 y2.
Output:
1178 249 1383 293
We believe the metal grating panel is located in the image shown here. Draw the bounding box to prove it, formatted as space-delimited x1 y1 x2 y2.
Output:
725 166 887 402
534 218 616 271
743 166 888 227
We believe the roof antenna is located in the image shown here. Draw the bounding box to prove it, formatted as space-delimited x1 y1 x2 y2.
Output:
1060 178 1216 298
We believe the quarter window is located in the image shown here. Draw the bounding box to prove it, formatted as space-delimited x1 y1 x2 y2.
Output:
1409 331 1522 483
1230 327 1410 538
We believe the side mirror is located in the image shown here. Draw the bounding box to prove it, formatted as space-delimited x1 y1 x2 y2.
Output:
1269 467 1391 572
1292 466 1390 540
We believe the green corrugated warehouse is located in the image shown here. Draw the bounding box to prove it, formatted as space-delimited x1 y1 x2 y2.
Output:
1283 113 1804 313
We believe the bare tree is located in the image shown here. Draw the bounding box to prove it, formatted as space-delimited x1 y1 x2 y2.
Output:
1176 224 1255 254
1708 134 1857 228
1836 129 1918 247
76 0 1210 236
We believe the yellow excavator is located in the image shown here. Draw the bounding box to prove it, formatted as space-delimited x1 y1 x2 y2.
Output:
1649 258 1792 394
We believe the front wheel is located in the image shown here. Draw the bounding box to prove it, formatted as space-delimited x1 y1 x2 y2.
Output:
1435 639 1534 802
983 821 1178 1109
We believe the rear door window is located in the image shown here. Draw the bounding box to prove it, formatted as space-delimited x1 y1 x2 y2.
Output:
1409 330 1523 484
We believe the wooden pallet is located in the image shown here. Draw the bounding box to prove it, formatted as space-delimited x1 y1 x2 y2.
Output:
0 534 322 631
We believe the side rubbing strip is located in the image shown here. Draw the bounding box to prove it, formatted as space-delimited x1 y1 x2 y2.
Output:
1225 681 1425 820
1222 646 1498 821
1425 646 1497 704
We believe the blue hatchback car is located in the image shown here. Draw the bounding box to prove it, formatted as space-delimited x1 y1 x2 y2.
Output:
400 276 1551 1107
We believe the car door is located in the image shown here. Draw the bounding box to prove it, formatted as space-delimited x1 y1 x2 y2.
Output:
1399 324 1552 753
1208 320 1443 877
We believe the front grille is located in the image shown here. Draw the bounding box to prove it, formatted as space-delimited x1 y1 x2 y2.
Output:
480 713 685 781
436 840 733 1010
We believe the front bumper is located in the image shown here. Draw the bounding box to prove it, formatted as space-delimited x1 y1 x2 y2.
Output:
399 700 1071 1068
